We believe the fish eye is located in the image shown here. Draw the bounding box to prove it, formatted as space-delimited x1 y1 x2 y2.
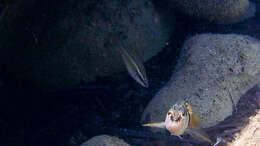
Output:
170 115 174 121
167 112 171 115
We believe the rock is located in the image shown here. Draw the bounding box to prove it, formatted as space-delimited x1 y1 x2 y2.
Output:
141 34 260 132
0 0 173 92
227 110 260 146
0 0 22 5
80 135 130 146
170 0 255 24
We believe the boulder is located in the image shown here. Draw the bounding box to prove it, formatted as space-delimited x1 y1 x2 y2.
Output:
0 0 173 91
141 34 260 132
170 0 255 24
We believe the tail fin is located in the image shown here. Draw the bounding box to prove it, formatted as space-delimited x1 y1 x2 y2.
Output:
142 122 166 129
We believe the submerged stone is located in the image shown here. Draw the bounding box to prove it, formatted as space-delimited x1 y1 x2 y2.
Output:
80 135 130 146
141 34 260 132
170 0 256 24
0 0 173 92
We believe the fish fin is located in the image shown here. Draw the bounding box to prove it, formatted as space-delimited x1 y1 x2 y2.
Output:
185 102 201 127
170 134 183 139
185 127 212 143
189 113 201 127
177 135 183 139
142 122 166 129
119 48 149 88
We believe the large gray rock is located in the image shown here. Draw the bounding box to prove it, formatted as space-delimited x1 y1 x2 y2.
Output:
141 34 260 131
170 0 255 24
80 135 130 146
0 0 173 91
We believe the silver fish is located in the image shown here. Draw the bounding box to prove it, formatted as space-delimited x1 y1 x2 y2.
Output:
119 48 149 88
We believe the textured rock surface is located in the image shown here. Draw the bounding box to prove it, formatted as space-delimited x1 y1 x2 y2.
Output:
0 0 173 91
170 0 255 24
227 110 260 146
80 135 130 146
141 34 260 131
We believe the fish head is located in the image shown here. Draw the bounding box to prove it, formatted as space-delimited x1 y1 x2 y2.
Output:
165 102 190 136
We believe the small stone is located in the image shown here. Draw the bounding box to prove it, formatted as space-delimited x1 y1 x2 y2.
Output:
80 135 130 146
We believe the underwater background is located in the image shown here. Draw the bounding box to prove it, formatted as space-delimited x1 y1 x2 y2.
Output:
0 0 260 145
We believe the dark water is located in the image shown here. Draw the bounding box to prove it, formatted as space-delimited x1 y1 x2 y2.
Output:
0 0 260 146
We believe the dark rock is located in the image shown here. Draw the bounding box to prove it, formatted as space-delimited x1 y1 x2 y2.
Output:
0 0 173 92
170 0 255 24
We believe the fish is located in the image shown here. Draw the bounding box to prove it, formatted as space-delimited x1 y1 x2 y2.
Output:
119 48 149 88
165 103 190 137
142 101 212 143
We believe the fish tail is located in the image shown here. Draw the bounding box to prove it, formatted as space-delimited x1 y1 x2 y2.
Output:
142 122 166 129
